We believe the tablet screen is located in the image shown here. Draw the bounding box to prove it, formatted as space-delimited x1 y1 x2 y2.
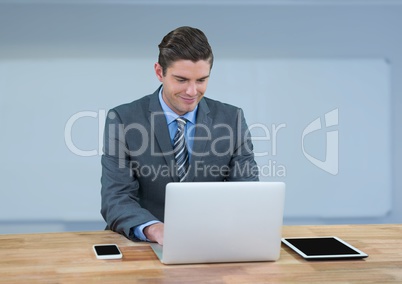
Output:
282 236 368 260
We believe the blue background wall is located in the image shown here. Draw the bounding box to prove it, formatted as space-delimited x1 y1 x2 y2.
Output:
0 0 401 233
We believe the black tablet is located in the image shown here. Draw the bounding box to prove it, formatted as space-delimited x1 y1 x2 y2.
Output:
282 236 368 260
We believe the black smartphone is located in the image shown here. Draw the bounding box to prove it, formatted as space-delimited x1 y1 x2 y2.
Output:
93 244 122 259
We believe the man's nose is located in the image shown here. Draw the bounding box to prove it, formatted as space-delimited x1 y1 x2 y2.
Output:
186 83 197 96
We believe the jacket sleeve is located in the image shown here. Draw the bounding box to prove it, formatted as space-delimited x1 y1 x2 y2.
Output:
100 109 158 240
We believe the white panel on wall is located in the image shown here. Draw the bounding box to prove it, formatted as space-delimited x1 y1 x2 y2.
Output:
0 58 391 222
208 59 391 219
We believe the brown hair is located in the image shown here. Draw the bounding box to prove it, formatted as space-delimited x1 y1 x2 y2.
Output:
158 26 214 76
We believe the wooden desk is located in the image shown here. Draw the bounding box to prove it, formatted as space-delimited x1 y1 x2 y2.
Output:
0 224 401 283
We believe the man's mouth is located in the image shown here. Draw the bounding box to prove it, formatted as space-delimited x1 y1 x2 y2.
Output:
180 96 197 104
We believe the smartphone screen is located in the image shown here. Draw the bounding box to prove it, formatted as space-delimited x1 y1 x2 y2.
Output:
93 244 122 259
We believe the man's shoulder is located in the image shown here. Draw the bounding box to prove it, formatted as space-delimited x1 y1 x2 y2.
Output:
202 97 241 113
114 94 153 111
110 91 158 118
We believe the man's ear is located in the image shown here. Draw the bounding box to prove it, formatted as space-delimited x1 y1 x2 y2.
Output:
154 62 164 82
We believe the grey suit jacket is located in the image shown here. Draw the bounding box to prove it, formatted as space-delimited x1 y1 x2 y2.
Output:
101 86 259 240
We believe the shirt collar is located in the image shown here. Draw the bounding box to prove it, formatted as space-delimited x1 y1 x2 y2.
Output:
158 86 198 125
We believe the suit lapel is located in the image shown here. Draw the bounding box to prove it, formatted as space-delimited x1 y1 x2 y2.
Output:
147 88 178 181
187 98 211 182
147 88 212 182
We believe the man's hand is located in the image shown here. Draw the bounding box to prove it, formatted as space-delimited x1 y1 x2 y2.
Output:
144 222 164 245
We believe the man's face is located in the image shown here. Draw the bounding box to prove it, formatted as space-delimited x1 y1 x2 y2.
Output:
155 59 211 116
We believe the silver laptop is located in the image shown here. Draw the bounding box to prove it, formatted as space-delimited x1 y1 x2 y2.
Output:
150 181 286 264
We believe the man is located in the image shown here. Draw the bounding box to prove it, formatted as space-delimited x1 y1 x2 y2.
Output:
101 26 259 245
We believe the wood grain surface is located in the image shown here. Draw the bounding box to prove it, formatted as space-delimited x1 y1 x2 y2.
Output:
0 224 401 283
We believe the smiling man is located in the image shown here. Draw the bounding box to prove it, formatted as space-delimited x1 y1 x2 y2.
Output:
101 26 259 245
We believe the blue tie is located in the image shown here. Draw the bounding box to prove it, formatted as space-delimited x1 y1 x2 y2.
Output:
173 117 189 182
